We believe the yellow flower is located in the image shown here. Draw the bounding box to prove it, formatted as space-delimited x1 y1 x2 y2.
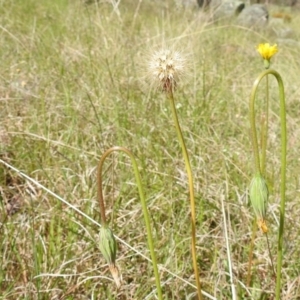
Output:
148 48 185 92
257 43 278 61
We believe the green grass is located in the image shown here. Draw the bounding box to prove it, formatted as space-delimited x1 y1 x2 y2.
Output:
1 0 300 299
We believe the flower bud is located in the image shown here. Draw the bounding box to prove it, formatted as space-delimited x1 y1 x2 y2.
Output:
249 174 268 232
99 226 117 266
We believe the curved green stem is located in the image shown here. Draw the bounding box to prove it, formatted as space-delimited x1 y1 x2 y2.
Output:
249 81 262 176
167 90 203 300
261 74 269 175
249 69 286 300
97 146 163 299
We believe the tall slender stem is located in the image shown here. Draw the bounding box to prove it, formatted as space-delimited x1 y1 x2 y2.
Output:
249 79 262 176
167 90 203 300
246 219 257 287
261 75 269 175
97 146 163 300
274 72 287 300
97 156 107 226
249 69 286 299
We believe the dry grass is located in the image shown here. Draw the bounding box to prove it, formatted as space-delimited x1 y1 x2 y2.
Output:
1 0 300 299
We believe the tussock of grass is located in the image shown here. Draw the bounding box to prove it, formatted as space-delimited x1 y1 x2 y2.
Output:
1 0 300 299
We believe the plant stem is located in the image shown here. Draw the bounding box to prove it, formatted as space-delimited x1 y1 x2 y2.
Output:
261 74 269 175
97 155 107 227
249 82 262 176
249 69 286 299
266 233 276 279
246 219 257 287
167 90 203 300
97 146 163 300
221 193 236 300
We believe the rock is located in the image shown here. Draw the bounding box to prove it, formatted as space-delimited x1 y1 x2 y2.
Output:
212 0 245 20
197 0 212 8
276 39 300 51
210 0 223 7
251 0 298 6
276 38 300 48
268 18 294 38
177 0 199 7
237 4 269 28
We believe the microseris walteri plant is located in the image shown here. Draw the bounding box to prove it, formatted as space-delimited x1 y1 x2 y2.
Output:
149 48 203 300
97 147 162 299
249 43 279 233
247 43 286 300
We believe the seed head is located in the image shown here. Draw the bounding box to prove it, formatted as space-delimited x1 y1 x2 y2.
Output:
148 48 185 92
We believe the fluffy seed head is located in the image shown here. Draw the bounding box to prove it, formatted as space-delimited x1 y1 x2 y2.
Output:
148 48 185 92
